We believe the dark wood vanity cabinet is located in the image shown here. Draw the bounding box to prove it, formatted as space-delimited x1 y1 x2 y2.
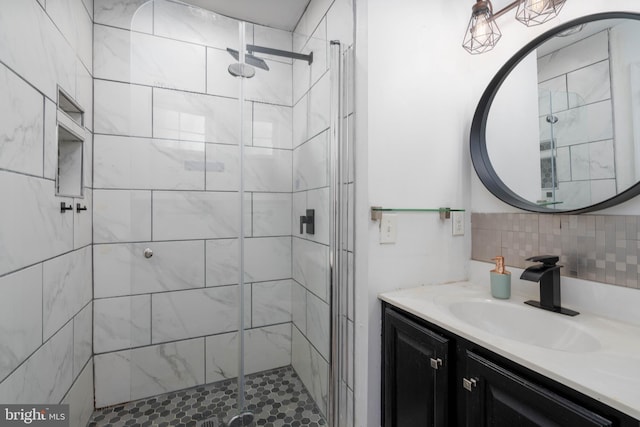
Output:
383 308 451 426
382 303 639 427
464 351 612 427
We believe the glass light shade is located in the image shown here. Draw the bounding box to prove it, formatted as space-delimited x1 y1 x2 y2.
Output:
463 1 502 54
516 0 567 26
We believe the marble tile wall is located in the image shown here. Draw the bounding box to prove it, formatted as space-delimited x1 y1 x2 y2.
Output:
0 0 93 423
92 0 298 408
537 30 616 209
291 0 355 422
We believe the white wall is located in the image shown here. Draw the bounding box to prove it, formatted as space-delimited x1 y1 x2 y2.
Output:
355 0 472 425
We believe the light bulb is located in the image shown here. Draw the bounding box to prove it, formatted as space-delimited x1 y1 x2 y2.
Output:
530 0 550 14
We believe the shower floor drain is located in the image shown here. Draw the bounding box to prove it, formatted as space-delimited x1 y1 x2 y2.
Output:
198 419 221 427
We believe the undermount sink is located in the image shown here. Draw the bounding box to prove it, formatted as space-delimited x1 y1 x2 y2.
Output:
442 299 601 353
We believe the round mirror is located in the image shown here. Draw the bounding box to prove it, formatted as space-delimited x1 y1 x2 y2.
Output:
471 12 640 213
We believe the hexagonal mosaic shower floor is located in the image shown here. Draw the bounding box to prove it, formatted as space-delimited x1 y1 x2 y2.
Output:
88 366 326 427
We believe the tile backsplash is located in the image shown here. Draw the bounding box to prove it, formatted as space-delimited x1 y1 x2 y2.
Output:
472 213 640 289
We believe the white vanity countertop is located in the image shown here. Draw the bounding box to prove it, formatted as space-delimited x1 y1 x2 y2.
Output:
379 281 640 420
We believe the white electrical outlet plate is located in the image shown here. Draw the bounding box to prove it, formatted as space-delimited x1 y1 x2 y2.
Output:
452 211 464 236
380 214 397 244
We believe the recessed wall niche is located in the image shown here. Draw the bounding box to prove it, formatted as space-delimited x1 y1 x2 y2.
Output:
56 88 85 198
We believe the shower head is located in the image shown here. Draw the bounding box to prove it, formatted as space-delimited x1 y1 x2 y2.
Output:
226 48 270 72
228 63 256 78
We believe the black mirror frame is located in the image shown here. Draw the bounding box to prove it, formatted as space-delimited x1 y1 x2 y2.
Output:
470 12 640 214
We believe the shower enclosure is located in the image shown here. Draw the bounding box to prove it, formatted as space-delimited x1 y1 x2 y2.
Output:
91 0 354 425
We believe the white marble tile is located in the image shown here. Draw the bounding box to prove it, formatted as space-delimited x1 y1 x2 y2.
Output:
567 60 611 109
95 338 205 407
554 180 591 210
62 360 94 427
94 135 205 190
43 99 57 180
73 303 92 378
294 130 329 191
570 143 590 181
0 64 44 176
294 0 332 52
252 193 292 237
537 30 609 82
82 127 93 188
94 348 131 407
590 179 617 204
57 136 84 197
42 246 92 341
93 189 152 243
206 47 240 99
244 146 292 192
76 59 93 131
326 0 353 48
252 280 292 327
94 80 152 137
94 24 206 92
293 237 329 302
80 0 92 18
153 191 239 240
0 172 73 276
553 100 613 147
308 72 331 138
94 295 151 353
254 25 293 64
74 190 92 249
253 102 293 149
94 240 205 298
293 53 311 106
245 58 293 106
589 139 616 180
306 187 329 245
0 0 76 100
0 265 43 382
206 238 239 287
306 292 330 360
245 237 292 282
205 144 240 191
292 326 329 416
154 0 239 49
293 93 308 147
46 0 93 70
94 0 153 33
555 146 571 183
152 286 242 343
0 322 73 404
306 18 328 89
538 75 568 116
154 88 249 144
205 323 291 383
292 281 307 333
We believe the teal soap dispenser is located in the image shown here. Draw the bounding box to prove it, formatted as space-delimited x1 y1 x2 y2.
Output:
490 256 511 299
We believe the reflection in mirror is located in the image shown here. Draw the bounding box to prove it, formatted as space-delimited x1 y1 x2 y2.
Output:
486 17 640 211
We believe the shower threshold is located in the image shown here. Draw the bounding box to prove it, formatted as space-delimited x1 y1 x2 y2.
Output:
88 366 325 427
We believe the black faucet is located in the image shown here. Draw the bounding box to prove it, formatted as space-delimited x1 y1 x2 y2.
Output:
520 255 579 316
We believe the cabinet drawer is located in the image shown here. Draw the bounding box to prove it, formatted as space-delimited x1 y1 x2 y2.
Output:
464 351 612 427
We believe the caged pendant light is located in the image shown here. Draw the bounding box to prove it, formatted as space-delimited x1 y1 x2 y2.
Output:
516 0 567 26
463 0 502 55
463 0 568 54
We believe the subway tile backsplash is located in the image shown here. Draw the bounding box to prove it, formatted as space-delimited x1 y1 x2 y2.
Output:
472 213 640 289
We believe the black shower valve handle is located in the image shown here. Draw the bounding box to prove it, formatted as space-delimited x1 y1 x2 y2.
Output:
60 202 73 213
300 209 315 235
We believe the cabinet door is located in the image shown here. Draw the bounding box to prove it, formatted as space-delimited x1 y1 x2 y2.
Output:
384 307 450 427
464 351 612 427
